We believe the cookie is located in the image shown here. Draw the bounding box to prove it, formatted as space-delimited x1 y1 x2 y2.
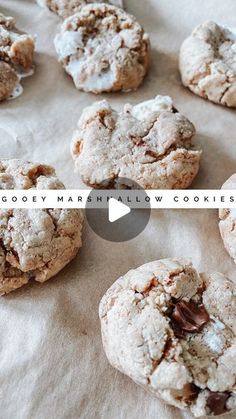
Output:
219 174 236 263
99 258 236 417
0 159 83 295
0 13 35 101
54 3 150 93
179 21 236 108
0 61 19 101
36 0 124 18
71 95 201 189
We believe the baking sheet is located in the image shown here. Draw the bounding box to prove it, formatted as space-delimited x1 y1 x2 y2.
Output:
0 0 236 418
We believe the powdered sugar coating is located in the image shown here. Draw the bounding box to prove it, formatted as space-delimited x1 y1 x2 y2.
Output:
0 13 35 101
99 258 236 417
36 0 123 18
0 159 83 295
219 174 236 264
54 3 150 93
179 21 236 108
71 96 201 189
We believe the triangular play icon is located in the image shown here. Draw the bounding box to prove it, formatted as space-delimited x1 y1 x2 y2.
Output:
108 198 131 223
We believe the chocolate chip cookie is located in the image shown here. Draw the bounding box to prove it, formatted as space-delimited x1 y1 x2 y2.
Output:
0 159 83 295
0 13 35 101
54 3 150 93
71 96 201 189
36 0 123 18
99 258 236 417
219 174 236 263
179 21 236 108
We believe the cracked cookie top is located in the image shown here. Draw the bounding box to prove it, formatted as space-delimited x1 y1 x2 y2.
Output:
99 258 236 417
0 159 64 189
54 3 150 93
36 0 123 18
179 21 236 108
0 13 35 101
219 174 236 264
71 96 201 189
0 13 35 71
0 159 83 296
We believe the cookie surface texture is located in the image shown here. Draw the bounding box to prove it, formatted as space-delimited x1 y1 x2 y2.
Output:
0 159 83 295
54 3 150 93
99 258 236 417
0 13 35 101
36 0 124 18
219 174 236 263
71 96 201 189
179 21 236 107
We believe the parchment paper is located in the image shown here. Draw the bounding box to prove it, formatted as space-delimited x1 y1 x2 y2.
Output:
0 1 236 418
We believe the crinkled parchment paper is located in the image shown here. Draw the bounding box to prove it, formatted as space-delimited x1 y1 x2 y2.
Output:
0 1 236 418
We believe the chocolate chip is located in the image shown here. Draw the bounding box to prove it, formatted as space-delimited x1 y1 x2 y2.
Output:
207 392 230 415
170 300 210 333
171 322 185 339
183 384 200 404
172 106 179 114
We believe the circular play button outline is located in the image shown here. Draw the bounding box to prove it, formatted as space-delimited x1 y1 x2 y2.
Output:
85 177 151 242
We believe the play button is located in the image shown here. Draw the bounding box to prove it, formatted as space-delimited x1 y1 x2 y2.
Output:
108 198 131 223
85 177 151 242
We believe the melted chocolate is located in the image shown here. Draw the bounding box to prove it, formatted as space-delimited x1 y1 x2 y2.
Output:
170 300 210 333
207 391 230 415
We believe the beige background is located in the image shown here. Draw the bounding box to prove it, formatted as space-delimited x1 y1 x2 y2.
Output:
0 0 236 418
